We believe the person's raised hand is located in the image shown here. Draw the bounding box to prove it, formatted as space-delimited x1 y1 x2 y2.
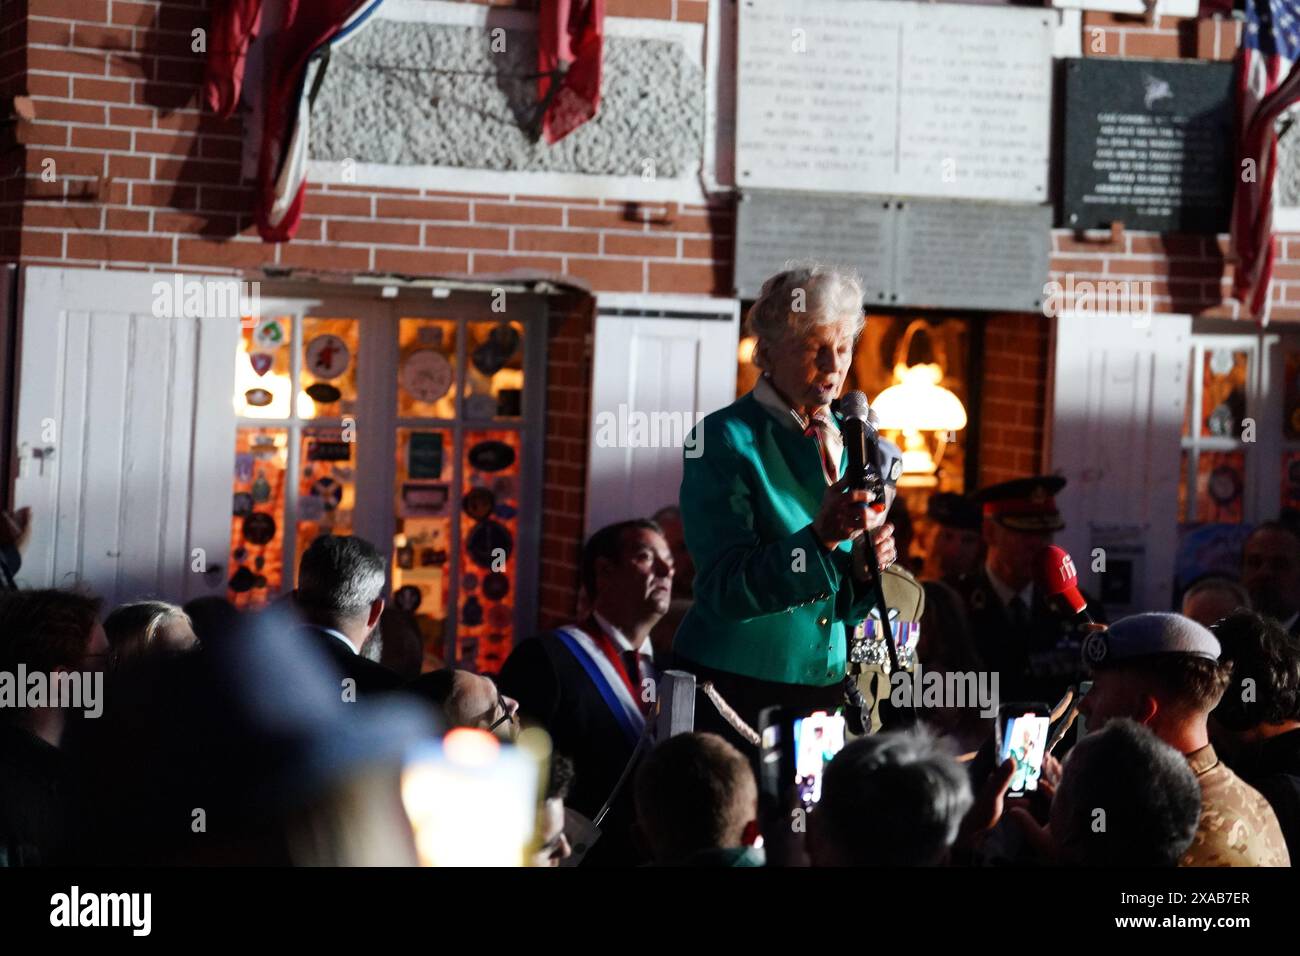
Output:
957 756 1016 848
0 507 31 550
812 477 872 550
869 521 896 571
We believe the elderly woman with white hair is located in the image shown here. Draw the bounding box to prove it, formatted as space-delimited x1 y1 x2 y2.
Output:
674 266 901 734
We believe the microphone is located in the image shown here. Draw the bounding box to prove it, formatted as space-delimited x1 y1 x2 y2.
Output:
839 391 885 508
838 390 913 730
1036 545 1089 617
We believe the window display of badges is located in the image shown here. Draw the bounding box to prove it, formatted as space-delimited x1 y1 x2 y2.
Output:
482 571 510 601
467 519 513 569
401 349 453 403
464 394 498 420
468 440 515 473
486 603 512 629
305 334 351 380
242 512 277 546
311 475 344 511
253 318 286 351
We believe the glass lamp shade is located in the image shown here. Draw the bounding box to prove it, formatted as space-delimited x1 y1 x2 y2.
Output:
871 363 968 432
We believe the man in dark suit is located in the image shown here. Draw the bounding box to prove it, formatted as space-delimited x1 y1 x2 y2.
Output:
294 534 401 698
497 518 673 866
954 476 1101 707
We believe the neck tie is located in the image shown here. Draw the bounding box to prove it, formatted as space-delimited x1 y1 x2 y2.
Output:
624 650 649 714
803 411 840 487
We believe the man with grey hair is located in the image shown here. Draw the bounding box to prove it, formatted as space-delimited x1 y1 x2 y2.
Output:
294 534 401 697
1180 575 1251 628
1045 719 1202 866
807 730 972 866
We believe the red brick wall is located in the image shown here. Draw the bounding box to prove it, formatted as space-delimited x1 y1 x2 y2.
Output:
978 314 1050 488
539 290 593 629
12 0 732 293
0 0 27 261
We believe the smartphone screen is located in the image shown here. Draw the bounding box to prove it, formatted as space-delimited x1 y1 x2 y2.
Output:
792 710 847 808
997 709 1051 796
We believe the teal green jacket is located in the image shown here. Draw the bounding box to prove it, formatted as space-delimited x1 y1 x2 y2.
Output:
674 392 880 686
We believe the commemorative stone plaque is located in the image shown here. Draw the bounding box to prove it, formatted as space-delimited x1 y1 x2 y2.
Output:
736 0 1053 202
1061 58 1235 234
735 192 894 301
736 192 1051 311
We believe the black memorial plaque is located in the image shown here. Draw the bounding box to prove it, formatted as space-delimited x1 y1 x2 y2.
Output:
1061 58 1234 234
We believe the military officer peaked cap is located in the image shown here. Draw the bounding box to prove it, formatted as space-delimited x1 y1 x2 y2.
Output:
972 475 1066 533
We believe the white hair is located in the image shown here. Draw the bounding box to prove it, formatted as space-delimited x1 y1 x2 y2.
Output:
747 264 865 369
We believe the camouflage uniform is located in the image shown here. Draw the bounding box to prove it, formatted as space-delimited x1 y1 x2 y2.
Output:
1180 745 1291 867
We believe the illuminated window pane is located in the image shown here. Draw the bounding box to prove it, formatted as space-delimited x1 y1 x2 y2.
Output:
464 320 525 420
1199 348 1248 439
393 428 454 672
235 316 293 418
459 429 521 673
397 318 457 419
1195 451 1245 524
300 317 359 419
294 426 357 580
1284 347 1300 440
229 428 289 608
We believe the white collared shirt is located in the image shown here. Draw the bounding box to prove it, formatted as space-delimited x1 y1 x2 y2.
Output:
593 611 653 659
752 375 843 478
320 626 358 655
985 564 1034 613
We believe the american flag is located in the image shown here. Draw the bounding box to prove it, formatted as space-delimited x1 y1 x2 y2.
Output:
1233 1 1300 324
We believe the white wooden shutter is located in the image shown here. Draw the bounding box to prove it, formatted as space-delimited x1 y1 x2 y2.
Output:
1049 312 1191 614
586 294 740 535
12 267 239 607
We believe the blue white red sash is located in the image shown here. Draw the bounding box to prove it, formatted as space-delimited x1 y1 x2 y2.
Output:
555 626 644 747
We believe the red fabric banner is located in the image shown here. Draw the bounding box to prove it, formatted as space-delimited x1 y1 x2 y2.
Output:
537 0 606 145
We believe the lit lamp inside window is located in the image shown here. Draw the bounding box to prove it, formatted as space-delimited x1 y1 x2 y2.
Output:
871 337 967 488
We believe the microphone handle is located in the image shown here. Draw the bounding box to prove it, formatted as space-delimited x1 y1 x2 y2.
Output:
843 419 913 730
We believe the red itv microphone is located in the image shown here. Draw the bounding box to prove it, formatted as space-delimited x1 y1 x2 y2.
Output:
1036 545 1089 617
